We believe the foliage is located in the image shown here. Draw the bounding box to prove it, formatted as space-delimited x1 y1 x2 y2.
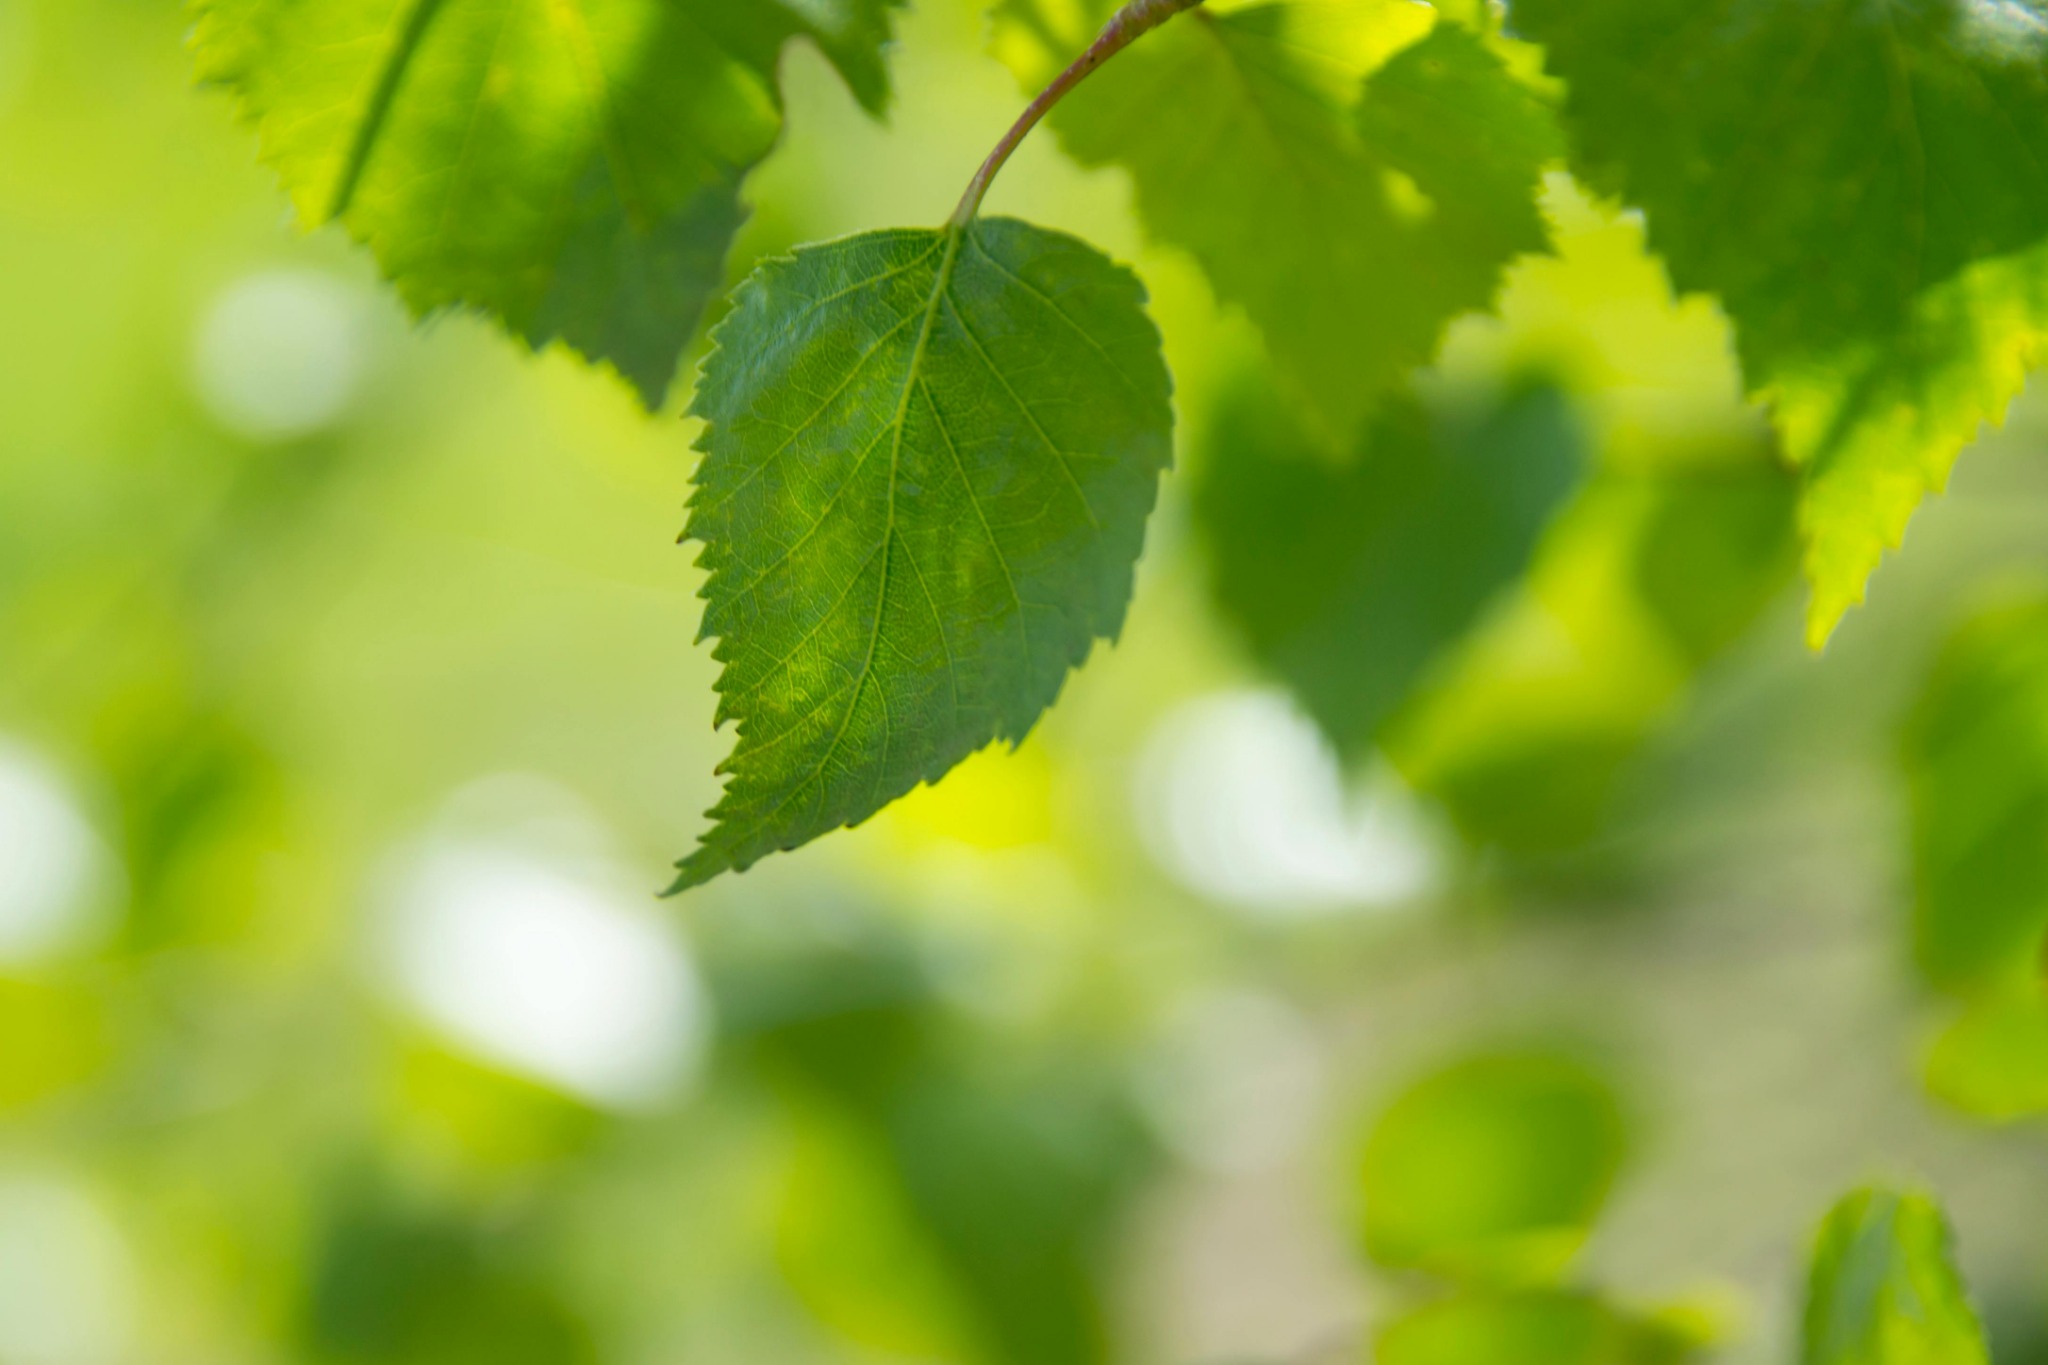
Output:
1907 593 2048 1119
990 0 1557 444
194 0 2048 881
1359 1045 1703 1365
192 0 908 407
1358 1046 1626 1283
1195 370 1581 762
672 218 1170 890
12 0 2048 1359
1510 0 2048 647
1800 1187 1989 1365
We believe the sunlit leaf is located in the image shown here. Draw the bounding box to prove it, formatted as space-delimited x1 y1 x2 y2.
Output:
1511 0 2048 645
990 1 1557 443
1194 368 1582 761
1359 1048 1629 1284
1801 1187 1988 1365
1924 983 2048 1123
191 0 905 407
673 218 1172 890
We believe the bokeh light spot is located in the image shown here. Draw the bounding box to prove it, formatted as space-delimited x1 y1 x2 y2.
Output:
0 741 116 966
378 783 708 1110
1135 690 1440 917
191 269 370 442
0 1175 134 1365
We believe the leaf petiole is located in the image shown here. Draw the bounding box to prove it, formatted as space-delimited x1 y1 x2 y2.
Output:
951 0 1204 227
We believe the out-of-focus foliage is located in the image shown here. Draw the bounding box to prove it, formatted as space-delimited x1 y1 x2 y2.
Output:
18 1 2048 1363
1378 1291 1699 1365
989 0 1557 443
1800 1187 1988 1365
1382 184 1799 855
1906 594 2048 1120
191 0 906 407
1359 1045 1704 1365
711 920 1152 1365
1511 0 2048 646
1907 597 2048 993
1195 371 1580 762
1359 1047 1627 1283
674 219 1171 889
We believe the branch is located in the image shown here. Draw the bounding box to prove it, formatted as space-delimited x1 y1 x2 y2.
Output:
952 0 1205 226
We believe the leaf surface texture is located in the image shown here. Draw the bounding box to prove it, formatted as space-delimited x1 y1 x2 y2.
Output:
1512 0 2048 642
676 218 1172 889
193 0 906 405
990 1 1558 442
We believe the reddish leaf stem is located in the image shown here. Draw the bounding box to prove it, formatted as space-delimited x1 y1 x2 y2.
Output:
951 0 1205 227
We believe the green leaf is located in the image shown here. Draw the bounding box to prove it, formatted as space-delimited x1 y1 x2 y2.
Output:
989 2 1558 443
1379 1291 1700 1365
1924 983 2048 1122
673 218 1172 890
1194 369 1582 762
191 0 905 408
1510 0 2048 645
1904 593 2048 1120
1801 1187 1988 1365
1381 181 1800 857
1359 1048 1629 1285
1904 594 2048 993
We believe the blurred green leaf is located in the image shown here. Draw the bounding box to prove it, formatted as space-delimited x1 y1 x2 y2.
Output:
1511 0 2048 645
673 219 1171 889
1379 1289 1700 1365
1194 369 1582 761
307 1174 597 1365
1389 452 1796 856
719 921 1151 1365
1801 1187 1988 1365
191 0 905 407
989 2 1557 443
1924 984 2048 1123
1360 1048 1629 1284
1906 598 2048 1121
1904 595 2048 993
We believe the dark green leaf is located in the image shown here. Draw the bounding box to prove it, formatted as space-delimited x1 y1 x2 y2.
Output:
1195 369 1582 761
1359 1048 1629 1284
712 923 1150 1365
673 218 1172 890
1388 438 1796 856
1802 1187 1988 1365
1511 0 2048 644
990 2 1558 442
192 0 905 407
1905 593 2048 1119
1905 595 2048 992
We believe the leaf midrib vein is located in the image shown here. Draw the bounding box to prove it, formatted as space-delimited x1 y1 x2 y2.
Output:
328 0 449 219
921 374 1033 671
736 229 966 840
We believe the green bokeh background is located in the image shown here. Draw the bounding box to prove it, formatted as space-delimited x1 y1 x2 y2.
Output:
10 3 2048 1363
